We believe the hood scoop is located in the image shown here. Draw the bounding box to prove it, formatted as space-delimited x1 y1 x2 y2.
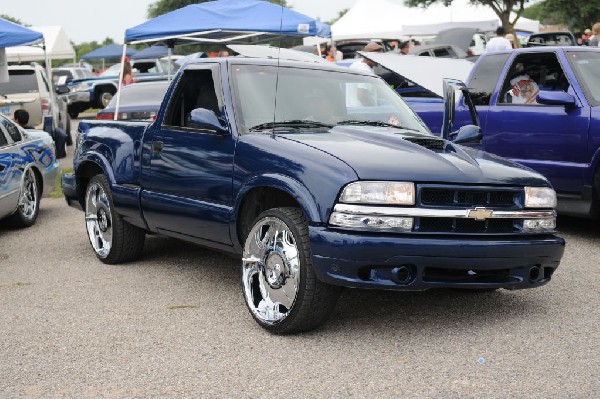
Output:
402 137 454 153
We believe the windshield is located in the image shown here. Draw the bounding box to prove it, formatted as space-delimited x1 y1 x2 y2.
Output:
230 64 431 135
567 51 600 106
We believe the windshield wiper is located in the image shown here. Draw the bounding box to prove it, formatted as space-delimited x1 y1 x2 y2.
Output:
336 119 421 132
249 120 333 131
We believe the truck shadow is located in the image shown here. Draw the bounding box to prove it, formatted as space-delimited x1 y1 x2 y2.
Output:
136 235 550 336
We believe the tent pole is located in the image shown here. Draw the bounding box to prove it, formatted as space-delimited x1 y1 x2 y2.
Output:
42 40 57 131
114 44 127 121
167 47 172 81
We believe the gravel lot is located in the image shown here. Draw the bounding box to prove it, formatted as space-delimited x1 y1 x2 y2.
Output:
1 120 599 398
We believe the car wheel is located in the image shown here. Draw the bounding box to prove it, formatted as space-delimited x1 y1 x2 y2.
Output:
85 174 145 264
7 167 40 228
241 207 340 334
65 115 73 146
99 91 114 108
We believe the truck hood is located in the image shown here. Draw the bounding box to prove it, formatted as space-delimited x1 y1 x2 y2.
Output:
281 126 549 187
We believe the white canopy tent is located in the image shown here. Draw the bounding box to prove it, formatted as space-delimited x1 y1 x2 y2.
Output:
328 0 540 41
6 26 76 62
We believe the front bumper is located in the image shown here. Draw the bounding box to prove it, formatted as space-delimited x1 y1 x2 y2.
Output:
65 91 91 105
309 226 565 291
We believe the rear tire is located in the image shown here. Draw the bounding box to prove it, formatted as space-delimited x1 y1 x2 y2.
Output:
84 174 145 264
7 168 40 228
65 115 73 146
241 207 341 334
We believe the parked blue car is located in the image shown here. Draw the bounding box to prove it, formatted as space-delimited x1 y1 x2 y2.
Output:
0 114 60 227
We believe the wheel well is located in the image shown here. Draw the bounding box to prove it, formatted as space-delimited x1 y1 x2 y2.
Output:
30 167 43 196
76 161 104 202
95 84 116 95
237 187 301 247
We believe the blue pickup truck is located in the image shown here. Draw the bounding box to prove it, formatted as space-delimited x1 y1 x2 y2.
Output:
404 46 600 219
62 57 564 333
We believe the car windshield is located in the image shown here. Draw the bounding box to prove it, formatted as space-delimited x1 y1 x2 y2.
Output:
230 64 431 135
106 82 169 109
566 51 600 106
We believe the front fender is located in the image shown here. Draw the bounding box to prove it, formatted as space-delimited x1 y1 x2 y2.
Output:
229 173 322 253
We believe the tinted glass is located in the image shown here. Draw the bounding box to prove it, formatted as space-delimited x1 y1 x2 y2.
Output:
566 51 600 106
468 53 510 106
1 118 22 142
0 127 7 146
165 69 221 128
0 70 38 94
52 70 74 84
433 48 451 57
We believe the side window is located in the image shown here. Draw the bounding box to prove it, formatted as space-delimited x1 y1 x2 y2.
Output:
0 127 8 146
498 52 569 105
418 51 431 57
433 48 451 58
164 68 222 129
468 53 510 106
2 119 22 142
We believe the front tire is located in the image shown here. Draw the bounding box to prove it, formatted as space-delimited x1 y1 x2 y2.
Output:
85 175 145 264
7 168 40 228
241 207 340 334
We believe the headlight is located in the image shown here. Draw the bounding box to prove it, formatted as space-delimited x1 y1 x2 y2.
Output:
524 187 557 208
329 212 414 231
70 83 90 92
340 181 415 205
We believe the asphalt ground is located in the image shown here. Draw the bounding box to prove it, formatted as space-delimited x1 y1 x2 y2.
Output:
0 119 599 398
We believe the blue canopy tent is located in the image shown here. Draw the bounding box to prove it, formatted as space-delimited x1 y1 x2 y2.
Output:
130 45 169 60
124 0 330 45
81 43 138 70
0 17 43 47
81 43 137 60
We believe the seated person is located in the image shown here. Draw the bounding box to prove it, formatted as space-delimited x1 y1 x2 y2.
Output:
13 109 34 129
505 63 540 104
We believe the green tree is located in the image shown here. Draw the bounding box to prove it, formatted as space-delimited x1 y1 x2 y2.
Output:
148 0 289 18
1 14 25 25
523 0 600 32
327 8 349 25
406 0 530 32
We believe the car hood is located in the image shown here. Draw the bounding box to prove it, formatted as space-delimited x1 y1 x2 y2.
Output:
360 52 473 97
281 126 548 187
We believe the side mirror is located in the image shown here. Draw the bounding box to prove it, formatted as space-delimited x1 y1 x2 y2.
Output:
452 124 483 144
536 90 576 107
186 108 228 133
55 85 69 95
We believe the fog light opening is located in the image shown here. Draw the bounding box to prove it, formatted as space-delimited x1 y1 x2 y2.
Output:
543 267 554 280
393 265 413 285
529 266 541 282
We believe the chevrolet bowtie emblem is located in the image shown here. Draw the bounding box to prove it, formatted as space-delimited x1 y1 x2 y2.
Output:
467 207 493 221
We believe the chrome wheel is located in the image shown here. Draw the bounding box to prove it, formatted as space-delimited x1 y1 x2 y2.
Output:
242 216 300 325
85 181 113 258
17 168 38 221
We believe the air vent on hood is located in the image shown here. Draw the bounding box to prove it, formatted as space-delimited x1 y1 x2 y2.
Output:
402 137 448 151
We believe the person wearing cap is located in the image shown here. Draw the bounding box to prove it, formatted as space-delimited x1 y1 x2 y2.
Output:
349 41 382 74
398 40 410 55
485 27 513 53
580 28 592 45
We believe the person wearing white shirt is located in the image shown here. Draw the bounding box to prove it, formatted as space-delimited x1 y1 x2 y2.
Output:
485 27 513 53
347 42 382 106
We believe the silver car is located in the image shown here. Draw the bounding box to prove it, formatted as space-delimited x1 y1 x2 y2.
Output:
0 114 61 227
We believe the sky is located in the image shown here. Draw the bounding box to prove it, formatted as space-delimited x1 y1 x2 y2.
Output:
3 0 369 45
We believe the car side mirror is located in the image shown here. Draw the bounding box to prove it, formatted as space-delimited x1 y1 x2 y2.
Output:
536 90 576 107
55 84 69 95
186 108 228 133
452 124 483 144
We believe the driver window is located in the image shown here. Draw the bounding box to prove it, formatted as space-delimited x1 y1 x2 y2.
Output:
499 52 569 105
165 68 222 128
0 127 8 146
